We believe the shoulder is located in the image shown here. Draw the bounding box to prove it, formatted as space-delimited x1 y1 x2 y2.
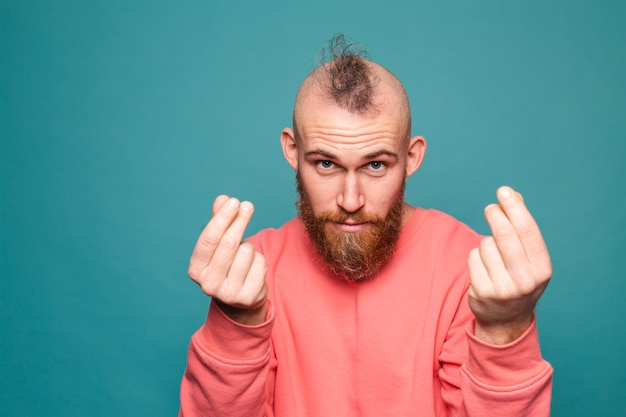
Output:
245 217 305 254
424 208 481 239
404 207 481 244
396 207 483 269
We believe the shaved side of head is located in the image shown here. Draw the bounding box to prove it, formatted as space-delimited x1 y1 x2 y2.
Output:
293 34 412 144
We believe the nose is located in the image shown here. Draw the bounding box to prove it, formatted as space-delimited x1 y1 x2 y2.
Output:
337 172 365 214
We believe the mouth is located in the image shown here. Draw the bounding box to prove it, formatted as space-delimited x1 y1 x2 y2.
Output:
331 221 369 233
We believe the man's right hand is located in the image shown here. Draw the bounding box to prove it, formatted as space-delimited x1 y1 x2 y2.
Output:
188 195 268 325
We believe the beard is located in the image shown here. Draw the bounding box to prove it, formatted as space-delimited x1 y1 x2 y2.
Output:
297 174 405 282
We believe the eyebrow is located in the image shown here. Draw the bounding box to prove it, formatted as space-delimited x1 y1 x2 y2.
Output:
364 150 398 160
305 150 336 159
304 149 399 160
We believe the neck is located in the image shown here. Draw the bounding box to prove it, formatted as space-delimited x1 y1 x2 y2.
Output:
401 203 416 229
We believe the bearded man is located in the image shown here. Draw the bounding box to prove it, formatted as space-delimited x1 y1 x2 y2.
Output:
179 35 553 417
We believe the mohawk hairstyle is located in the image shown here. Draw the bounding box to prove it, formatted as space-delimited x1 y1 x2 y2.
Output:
319 34 376 114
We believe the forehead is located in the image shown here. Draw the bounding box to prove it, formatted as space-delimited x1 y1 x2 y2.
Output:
296 96 407 154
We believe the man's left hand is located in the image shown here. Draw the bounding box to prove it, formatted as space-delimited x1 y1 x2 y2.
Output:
468 186 552 345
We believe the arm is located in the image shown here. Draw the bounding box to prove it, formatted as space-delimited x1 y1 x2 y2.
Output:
179 301 276 417
438 285 552 417
460 317 553 417
179 195 274 416
461 186 553 415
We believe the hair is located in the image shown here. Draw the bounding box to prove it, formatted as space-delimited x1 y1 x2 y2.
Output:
318 34 376 114
293 34 412 140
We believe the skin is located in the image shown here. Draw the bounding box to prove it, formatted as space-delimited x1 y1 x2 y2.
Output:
282 77 425 233
187 63 552 343
187 195 268 324
469 187 552 344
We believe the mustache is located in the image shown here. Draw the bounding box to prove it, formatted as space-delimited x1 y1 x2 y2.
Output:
312 209 386 225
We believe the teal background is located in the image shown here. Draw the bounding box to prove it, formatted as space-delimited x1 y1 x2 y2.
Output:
1 0 624 415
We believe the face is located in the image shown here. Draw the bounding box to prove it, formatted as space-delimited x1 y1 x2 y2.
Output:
282 91 426 281
297 173 405 281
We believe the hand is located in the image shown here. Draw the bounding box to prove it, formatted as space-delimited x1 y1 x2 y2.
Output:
468 186 552 344
188 195 268 325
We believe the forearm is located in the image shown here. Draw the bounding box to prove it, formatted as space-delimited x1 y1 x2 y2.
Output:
179 301 275 417
180 335 271 417
460 318 553 416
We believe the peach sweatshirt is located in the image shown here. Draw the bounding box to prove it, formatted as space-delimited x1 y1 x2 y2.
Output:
180 208 552 416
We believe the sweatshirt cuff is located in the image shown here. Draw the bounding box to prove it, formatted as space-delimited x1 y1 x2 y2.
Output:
196 299 275 361
464 317 547 387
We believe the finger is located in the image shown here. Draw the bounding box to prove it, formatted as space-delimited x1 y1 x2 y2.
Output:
496 186 549 266
213 194 230 216
215 241 256 304
467 247 492 299
484 203 529 276
189 198 242 274
236 251 268 310
208 200 255 277
477 236 513 295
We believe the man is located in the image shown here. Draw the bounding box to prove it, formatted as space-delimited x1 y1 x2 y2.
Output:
179 36 553 416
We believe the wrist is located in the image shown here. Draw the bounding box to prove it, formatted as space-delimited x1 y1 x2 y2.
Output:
473 315 534 345
213 299 267 325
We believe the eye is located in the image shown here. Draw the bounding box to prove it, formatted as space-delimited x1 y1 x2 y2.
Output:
369 161 385 171
318 160 334 169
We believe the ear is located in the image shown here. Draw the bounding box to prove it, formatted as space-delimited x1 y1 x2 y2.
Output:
281 127 299 171
405 135 427 177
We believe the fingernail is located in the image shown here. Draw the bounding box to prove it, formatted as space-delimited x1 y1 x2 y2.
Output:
499 186 512 199
240 201 253 212
227 198 239 210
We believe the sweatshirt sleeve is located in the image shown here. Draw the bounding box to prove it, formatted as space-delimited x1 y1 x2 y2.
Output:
459 317 553 417
179 300 276 417
438 284 552 417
